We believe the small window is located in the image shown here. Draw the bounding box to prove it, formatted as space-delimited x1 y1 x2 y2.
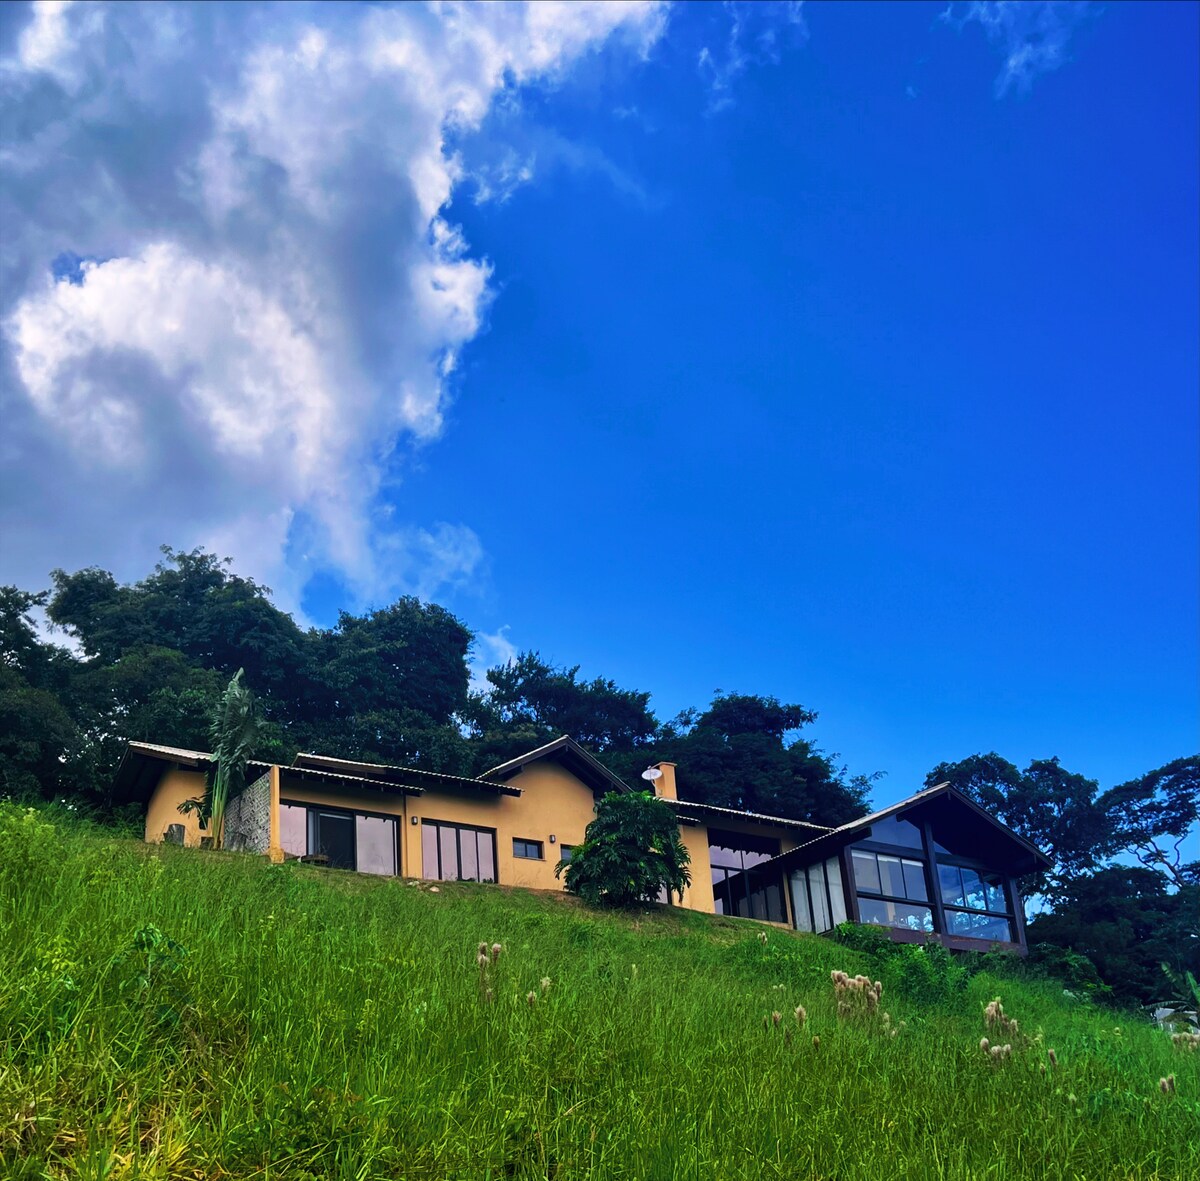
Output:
513 838 544 860
559 845 574 863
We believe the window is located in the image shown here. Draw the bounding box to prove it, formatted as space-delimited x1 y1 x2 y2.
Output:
863 814 924 850
709 829 785 922
938 863 1015 942
851 847 934 933
558 845 574 863
421 819 497 882
278 801 397 876
789 857 847 933
513 838 544 860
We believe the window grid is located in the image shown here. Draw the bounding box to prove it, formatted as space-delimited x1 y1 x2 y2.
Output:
513 838 544 860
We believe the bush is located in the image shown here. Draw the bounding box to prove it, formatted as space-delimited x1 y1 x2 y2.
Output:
888 940 969 1009
1028 943 1113 1004
557 790 690 907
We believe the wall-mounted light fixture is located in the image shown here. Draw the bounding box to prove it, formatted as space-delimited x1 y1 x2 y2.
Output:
549 834 556 844
411 815 419 825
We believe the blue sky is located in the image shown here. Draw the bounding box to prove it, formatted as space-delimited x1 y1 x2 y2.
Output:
1 1 1196 803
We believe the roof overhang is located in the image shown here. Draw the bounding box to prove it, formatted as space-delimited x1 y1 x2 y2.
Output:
662 798 832 835
291 752 521 796
111 742 215 804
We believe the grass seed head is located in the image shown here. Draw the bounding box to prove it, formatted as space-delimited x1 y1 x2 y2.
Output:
540 977 551 994
772 1011 782 1027
526 991 537 1006
795 1005 807 1026
1048 1048 1058 1068
812 1035 820 1049
477 952 489 970
491 942 503 962
478 941 487 956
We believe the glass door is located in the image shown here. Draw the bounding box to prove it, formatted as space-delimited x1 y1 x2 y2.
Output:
309 809 355 870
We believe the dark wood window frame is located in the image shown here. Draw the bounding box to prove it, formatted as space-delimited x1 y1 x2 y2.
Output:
279 798 400 875
849 843 937 933
513 837 544 860
421 818 498 883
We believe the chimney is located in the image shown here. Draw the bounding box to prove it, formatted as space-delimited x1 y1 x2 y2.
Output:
652 761 677 800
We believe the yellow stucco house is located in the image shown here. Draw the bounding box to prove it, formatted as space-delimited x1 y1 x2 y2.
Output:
115 734 1048 951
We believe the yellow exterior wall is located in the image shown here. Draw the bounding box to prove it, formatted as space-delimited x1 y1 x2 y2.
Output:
144 768 209 847
142 758 808 923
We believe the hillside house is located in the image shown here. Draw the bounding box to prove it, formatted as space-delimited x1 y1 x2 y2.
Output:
114 734 1049 953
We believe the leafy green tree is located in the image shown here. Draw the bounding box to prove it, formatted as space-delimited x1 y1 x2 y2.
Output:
652 693 872 826
1026 867 1199 1008
557 790 691 907
924 754 1115 897
465 651 659 770
179 670 263 847
1099 756 1200 889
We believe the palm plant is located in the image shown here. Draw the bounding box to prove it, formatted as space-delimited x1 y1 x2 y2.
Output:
178 669 262 848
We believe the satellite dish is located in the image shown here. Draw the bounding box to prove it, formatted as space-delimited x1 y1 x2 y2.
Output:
641 767 663 782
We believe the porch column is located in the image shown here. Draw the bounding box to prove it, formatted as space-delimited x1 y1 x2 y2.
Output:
267 765 284 864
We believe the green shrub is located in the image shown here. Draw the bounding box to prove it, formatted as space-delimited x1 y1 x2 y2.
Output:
557 790 690 907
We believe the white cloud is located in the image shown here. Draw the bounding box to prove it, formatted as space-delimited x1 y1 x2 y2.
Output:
941 1 1093 97
698 0 807 114
469 625 519 695
0 0 667 610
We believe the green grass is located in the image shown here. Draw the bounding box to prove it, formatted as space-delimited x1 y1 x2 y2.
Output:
1 803 1195 1180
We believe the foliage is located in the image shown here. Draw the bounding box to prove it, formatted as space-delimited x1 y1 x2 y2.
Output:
558 790 691 907
1 803 1195 1180
177 669 263 847
1027 944 1114 1004
1099 756 1200 889
648 692 873 826
1026 868 1200 1008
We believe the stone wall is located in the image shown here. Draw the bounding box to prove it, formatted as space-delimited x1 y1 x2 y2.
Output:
224 771 271 854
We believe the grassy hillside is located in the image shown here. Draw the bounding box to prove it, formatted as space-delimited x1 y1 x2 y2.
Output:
2 804 1195 1181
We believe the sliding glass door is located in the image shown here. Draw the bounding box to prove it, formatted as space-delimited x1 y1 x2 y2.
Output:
420 819 497 883
278 801 398 876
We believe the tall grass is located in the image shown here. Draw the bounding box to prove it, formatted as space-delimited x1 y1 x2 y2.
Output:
2 803 1195 1180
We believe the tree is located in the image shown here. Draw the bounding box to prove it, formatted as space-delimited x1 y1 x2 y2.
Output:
1099 756 1200 889
652 693 872 826
465 651 660 771
557 790 691 907
1026 867 1199 1008
924 754 1114 898
179 670 262 847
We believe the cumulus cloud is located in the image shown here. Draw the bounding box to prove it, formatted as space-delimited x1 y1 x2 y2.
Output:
0 0 667 611
698 0 807 114
941 1 1094 97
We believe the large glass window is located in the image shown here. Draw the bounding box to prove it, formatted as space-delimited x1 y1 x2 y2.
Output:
851 847 934 933
863 814 924 850
938 863 1014 942
790 858 847 933
709 829 785 922
279 801 397 876
421 819 497 883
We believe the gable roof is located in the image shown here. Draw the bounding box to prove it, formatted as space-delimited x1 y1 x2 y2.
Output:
758 781 1052 877
482 735 631 796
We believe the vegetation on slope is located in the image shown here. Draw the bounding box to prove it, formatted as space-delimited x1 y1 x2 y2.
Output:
3 804 1196 1181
